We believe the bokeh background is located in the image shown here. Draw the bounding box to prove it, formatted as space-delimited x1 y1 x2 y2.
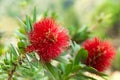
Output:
0 0 120 80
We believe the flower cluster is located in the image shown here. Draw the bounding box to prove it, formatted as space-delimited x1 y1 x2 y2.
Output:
83 38 115 71
26 18 70 62
26 17 115 72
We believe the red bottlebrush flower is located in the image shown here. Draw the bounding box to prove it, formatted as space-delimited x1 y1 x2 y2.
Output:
26 18 69 62
83 37 115 71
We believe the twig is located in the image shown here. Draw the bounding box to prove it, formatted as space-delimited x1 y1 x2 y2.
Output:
8 63 17 80
7 54 25 80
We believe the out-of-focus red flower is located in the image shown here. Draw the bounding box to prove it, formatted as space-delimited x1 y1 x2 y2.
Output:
26 18 69 62
83 37 115 71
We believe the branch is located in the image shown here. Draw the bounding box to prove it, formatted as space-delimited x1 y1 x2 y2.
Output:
8 63 17 80
7 54 25 80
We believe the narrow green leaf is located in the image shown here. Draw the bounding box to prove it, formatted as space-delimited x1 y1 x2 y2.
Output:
15 30 26 39
17 41 25 49
16 17 26 27
74 76 87 80
10 44 19 57
74 48 88 65
25 54 33 69
51 12 58 19
4 59 9 65
64 63 73 76
33 7 37 23
19 27 26 34
46 63 59 80
26 54 32 62
58 63 65 74
71 65 81 73
26 16 32 32
71 41 80 53
76 73 97 80
34 53 40 60
43 10 49 17
10 52 13 63
55 56 68 64
82 66 107 77
79 25 88 32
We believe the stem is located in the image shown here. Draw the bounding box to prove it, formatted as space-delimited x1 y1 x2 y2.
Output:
8 63 17 80
7 54 25 80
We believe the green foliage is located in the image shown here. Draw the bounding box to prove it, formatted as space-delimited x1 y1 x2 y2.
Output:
74 48 88 65
45 63 60 80
72 26 91 43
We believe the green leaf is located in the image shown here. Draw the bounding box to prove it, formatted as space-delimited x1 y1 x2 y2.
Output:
34 53 40 61
71 65 81 73
16 17 26 27
70 41 80 57
17 41 25 49
64 63 73 76
4 59 9 65
51 12 58 19
74 48 88 65
74 76 88 80
72 25 90 43
15 30 26 39
33 7 37 23
71 41 80 53
76 73 97 80
26 54 32 62
81 66 107 79
45 63 60 80
25 54 33 69
55 56 68 64
10 44 19 57
43 10 49 17
25 16 32 32
19 27 26 34
1 64 8 70
58 63 65 74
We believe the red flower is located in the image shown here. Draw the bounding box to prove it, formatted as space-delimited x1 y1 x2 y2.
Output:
83 38 115 71
26 18 69 62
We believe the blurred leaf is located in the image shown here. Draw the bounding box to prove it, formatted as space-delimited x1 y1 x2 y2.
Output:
10 44 19 57
51 12 58 19
15 31 26 39
43 10 49 17
74 48 88 65
81 66 107 79
58 63 65 75
72 26 90 43
4 59 9 65
71 65 81 73
17 41 25 49
33 7 37 23
34 53 40 61
19 27 26 35
55 56 68 64
25 16 32 32
16 17 26 27
46 63 60 80
70 41 80 54
64 63 73 76
75 73 97 80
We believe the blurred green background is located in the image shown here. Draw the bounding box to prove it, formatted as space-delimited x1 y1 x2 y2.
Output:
0 0 120 80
